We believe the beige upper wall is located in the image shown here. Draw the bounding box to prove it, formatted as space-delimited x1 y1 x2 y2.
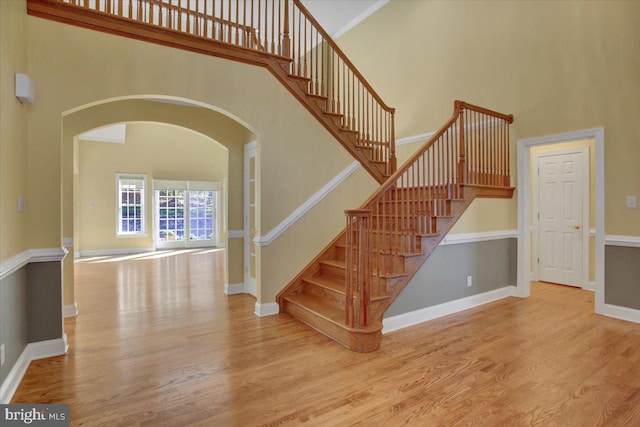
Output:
339 0 640 236
21 13 364 302
76 122 228 252
26 16 353 251
0 0 29 260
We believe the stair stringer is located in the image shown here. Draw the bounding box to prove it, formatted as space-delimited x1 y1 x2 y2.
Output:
265 60 389 184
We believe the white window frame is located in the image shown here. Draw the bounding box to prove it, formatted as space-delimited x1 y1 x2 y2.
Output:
153 180 221 249
116 173 148 238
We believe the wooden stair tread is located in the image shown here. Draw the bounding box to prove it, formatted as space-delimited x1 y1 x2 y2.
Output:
307 93 328 100
303 275 344 292
287 73 311 82
339 127 359 134
285 293 345 325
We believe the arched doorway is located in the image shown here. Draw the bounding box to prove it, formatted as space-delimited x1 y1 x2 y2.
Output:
61 96 257 320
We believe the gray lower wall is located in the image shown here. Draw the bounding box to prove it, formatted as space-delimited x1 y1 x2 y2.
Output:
605 245 640 310
385 238 517 318
0 267 29 386
27 262 63 342
0 261 63 386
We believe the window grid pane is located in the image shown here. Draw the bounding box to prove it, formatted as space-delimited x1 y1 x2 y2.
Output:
119 178 145 234
157 189 185 242
189 190 215 241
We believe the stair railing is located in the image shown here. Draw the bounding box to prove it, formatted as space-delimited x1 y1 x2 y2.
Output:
51 0 397 176
288 0 396 175
344 101 513 328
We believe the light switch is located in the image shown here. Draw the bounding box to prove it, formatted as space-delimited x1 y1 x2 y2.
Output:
18 195 24 212
627 196 637 209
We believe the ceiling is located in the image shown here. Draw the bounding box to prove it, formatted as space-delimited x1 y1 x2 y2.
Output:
301 0 388 38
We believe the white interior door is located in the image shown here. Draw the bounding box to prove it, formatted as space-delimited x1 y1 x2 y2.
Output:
536 149 588 287
244 142 257 296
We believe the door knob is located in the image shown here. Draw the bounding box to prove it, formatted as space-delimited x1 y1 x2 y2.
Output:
574 224 581 230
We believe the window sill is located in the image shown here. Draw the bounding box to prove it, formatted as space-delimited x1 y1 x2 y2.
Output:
116 233 148 239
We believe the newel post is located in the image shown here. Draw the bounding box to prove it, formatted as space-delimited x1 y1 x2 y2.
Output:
345 209 372 329
455 100 466 185
282 0 291 57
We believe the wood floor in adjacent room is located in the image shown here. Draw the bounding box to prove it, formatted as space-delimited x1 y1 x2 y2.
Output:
12 250 640 426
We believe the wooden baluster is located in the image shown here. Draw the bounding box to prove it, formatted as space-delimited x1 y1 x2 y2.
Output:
320 39 325 96
249 0 254 47
314 30 319 95
484 113 488 185
295 9 301 74
457 105 465 185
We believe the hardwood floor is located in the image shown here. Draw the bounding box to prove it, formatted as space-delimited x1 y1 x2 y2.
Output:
12 250 640 426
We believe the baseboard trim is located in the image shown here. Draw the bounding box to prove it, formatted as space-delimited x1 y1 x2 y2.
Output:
224 282 245 295
382 286 517 334
64 303 78 318
254 302 279 317
0 335 68 404
78 247 155 257
601 303 640 324
584 281 596 292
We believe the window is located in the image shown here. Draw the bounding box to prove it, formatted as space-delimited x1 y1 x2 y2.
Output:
154 180 220 248
116 174 146 236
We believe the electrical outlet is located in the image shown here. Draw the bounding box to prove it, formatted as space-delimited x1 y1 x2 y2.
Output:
467 276 473 287
1 344 5 366
627 196 637 209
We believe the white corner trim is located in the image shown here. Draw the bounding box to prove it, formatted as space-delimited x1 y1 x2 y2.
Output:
396 131 436 146
440 230 517 245
254 302 279 317
64 303 78 318
382 286 516 334
0 336 68 404
228 230 244 239
332 0 389 39
601 303 640 324
224 282 246 295
1 248 68 281
78 247 155 257
254 161 361 246
605 235 640 248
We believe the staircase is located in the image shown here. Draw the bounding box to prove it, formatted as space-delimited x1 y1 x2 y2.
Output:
277 101 514 351
28 0 515 352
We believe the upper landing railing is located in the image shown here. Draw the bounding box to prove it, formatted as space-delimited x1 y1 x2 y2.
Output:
34 0 396 175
